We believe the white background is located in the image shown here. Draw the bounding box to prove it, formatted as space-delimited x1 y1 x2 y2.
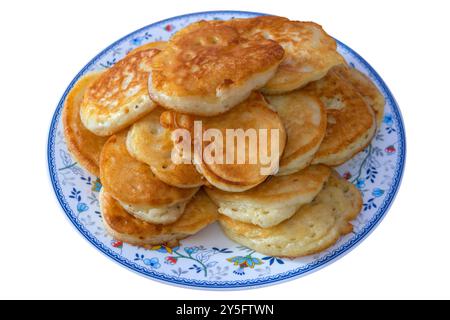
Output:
1 0 449 299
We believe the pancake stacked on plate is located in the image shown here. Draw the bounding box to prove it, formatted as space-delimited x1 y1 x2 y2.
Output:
63 16 384 256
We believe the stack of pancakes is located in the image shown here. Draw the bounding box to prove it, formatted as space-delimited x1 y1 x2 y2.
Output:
63 16 384 257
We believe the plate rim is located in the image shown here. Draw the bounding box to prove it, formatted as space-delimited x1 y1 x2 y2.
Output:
47 10 406 290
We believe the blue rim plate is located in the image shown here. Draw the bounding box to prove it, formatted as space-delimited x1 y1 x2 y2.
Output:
48 11 406 290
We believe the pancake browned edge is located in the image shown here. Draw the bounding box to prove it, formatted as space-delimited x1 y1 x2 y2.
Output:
100 132 199 224
265 91 327 175
80 48 161 136
219 172 362 257
101 189 218 248
205 165 331 228
225 16 345 94
63 72 109 176
126 107 204 188
305 68 377 166
148 20 284 116
127 41 167 56
333 64 385 126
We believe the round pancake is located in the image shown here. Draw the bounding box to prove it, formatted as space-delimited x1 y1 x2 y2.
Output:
127 41 167 56
302 69 377 166
101 189 218 247
63 72 109 176
333 65 385 126
219 172 362 257
148 20 284 116
100 132 199 224
195 92 286 192
265 92 327 175
206 165 331 228
126 108 204 188
226 16 344 94
80 48 161 136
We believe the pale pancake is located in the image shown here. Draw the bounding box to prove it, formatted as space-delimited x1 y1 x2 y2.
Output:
333 64 385 126
126 108 204 188
302 69 376 166
219 172 362 257
185 92 286 192
101 189 218 247
226 16 344 94
127 41 167 56
80 48 161 136
265 92 327 175
63 72 109 176
148 20 284 116
206 165 331 228
100 132 199 224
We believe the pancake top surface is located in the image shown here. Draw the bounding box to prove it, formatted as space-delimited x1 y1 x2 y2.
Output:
127 41 167 56
207 165 331 204
100 132 198 206
101 190 218 237
150 20 284 97
266 91 327 162
303 69 375 161
63 72 109 176
80 48 160 135
126 108 203 187
199 92 286 186
226 16 344 93
220 172 362 241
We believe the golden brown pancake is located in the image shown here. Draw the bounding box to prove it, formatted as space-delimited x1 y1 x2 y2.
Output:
333 64 385 126
127 41 167 56
148 20 284 116
162 92 286 192
265 91 327 175
302 69 377 166
101 189 218 247
219 172 362 257
80 48 161 136
99 132 199 224
126 108 204 188
225 16 344 94
63 72 109 176
205 165 331 228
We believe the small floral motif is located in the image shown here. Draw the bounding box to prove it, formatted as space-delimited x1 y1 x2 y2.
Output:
165 256 178 265
77 202 89 213
111 240 123 249
151 245 178 254
227 254 263 275
385 145 396 155
262 256 284 266
372 188 385 197
164 24 174 32
383 114 393 126
92 178 102 192
134 254 161 269
343 171 352 180
356 178 366 189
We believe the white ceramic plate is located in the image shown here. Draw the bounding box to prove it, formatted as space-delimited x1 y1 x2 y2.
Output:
48 11 406 290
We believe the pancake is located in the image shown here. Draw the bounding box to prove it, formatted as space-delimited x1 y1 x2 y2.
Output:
80 48 161 136
206 165 331 228
219 172 362 257
226 16 344 94
100 132 199 224
148 20 284 116
101 189 218 247
63 72 109 176
161 92 286 192
302 69 376 166
265 92 327 175
126 108 204 188
127 41 167 56
333 65 385 126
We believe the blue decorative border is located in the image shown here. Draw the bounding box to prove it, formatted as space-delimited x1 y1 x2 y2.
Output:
47 11 406 290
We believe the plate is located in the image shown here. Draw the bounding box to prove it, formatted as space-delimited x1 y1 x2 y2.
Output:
48 11 406 290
